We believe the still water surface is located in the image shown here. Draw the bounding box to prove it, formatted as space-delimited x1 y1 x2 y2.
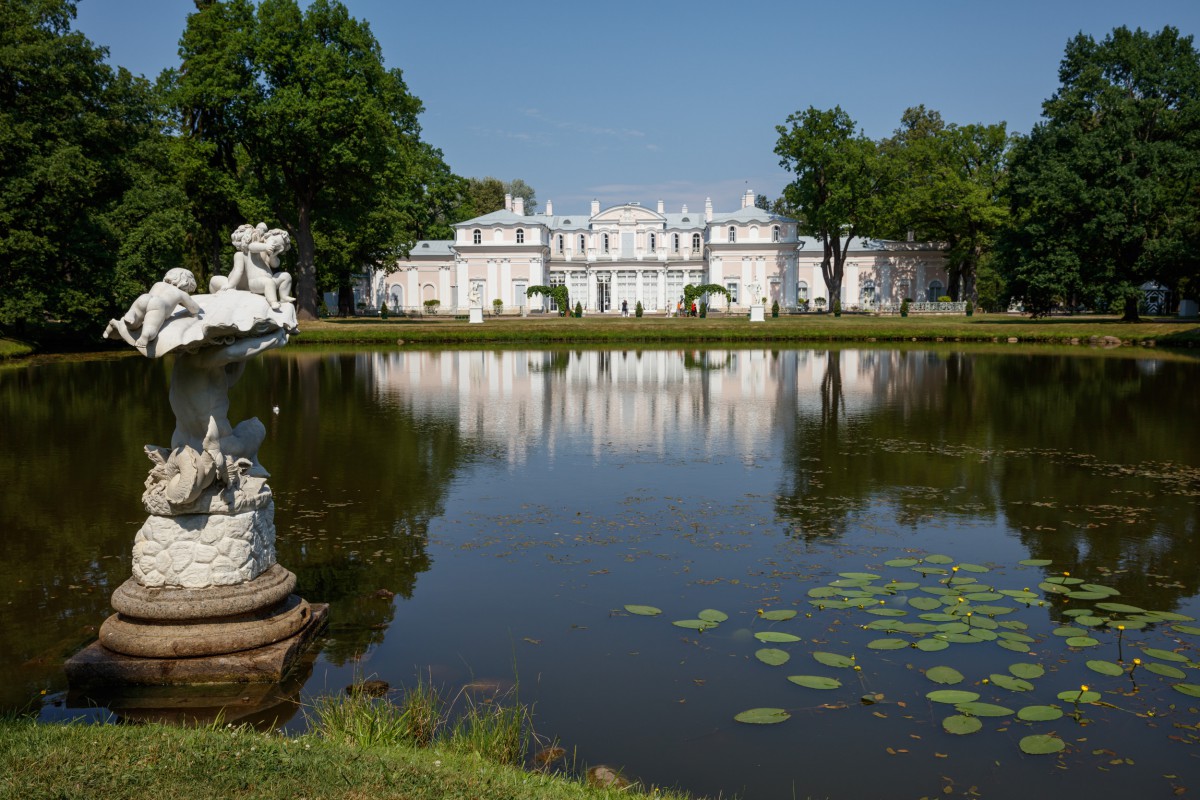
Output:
2 346 1198 798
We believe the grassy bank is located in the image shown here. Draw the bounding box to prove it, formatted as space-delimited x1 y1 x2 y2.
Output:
296 312 1200 348
0 338 34 359
1 697 693 800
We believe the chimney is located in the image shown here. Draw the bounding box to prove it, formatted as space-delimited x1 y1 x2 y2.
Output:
513 196 525 216
657 199 664 214
545 199 553 216
591 198 600 216
705 197 713 223
504 193 513 212
681 204 688 214
743 189 754 209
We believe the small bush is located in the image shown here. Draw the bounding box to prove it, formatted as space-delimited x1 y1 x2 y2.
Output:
574 301 582 318
965 299 975 317
423 299 440 314
699 302 707 318
832 299 842 317
771 300 780 318
492 298 503 316
938 295 953 303
900 298 910 317
635 301 643 318
380 302 389 320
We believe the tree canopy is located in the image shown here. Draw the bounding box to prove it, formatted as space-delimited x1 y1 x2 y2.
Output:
999 26 1200 319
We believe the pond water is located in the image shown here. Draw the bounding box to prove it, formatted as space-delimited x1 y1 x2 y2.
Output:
3 345 1199 798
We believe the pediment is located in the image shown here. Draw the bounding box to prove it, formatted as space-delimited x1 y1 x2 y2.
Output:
591 204 665 224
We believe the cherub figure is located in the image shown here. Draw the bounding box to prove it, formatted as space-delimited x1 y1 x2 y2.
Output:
211 223 295 309
107 268 200 346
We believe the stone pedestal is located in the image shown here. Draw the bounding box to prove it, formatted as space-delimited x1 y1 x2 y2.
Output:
469 306 484 324
1180 299 1198 318
750 304 765 322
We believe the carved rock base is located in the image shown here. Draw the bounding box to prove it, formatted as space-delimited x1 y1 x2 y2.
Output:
132 503 277 588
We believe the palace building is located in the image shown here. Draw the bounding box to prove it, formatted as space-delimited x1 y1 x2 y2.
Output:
368 190 949 314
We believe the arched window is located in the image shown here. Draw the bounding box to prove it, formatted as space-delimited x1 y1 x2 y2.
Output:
389 284 403 309
556 234 564 254
927 280 945 302
772 225 781 242
672 233 680 252
749 226 759 241
602 233 610 253
648 233 656 251
797 281 809 302
861 279 876 305
578 234 586 252
692 233 701 251
472 229 481 245
728 226 737 243
516 228 525 244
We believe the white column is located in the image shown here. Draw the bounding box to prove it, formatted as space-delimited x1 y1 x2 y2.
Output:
658 270 667 312
587 270 598 311
531 257 545 311
500 259 511 307
407 266 419 310
455 258 468 311
439 266 451 306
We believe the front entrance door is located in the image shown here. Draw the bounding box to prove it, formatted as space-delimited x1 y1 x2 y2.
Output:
596 273 611 312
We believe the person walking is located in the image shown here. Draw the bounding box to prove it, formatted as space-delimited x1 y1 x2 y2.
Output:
621 299 628 317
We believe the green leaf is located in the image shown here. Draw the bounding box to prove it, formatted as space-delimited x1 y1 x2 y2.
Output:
754 631 801 643
915 638 950 652
1142 647 1190 663
759 609 797 621
838 572 880 580
1173 625 1200 636
954 702 1013 717
1019 734 1065 755
1145 611 1195 622
1019 559 1052 566
1009 663 1045 679
956 563 991 573
925 666 964 685
1052 626 1086 637
672 619 714 631
1095 602 1147 614
865 607 908 617
787 675 841 690
884 558 919 567
624 605 662 616
989 674 1034 692
1085 660 1124 677
755 648 790 666
734 707 790 724
1144 662 1186 679
924 554 954 564
1171 684 1200 698
1017 705 1063 722
997 639 1033 653
697 609 728 623
926 689 980 704
867 638 909 650
1065 636 1100 648
812 652 855 668
908 597 943 611
942 715 983 735
1056 689 1101 704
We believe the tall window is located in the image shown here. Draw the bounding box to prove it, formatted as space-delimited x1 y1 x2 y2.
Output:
861 279 875 306
692 233 701 251
648 233 656 251
472 229 481 245
928 280 945 302
578 234 586 252
516 228 525 244
728 226 736 243
556 235 564 254
772 225 781 242
727 281 739 303
797 281 809 302
602 233 610 253
672 233 680 252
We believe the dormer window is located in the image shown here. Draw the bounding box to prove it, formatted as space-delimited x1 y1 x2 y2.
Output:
516 228 525 244
772 225 781 242
472 229 481 245
728 226 737 243
692 233 701 250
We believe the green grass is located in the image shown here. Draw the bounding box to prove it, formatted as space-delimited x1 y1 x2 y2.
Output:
0 689 694 800
296 312 1200 348
0 338 34 359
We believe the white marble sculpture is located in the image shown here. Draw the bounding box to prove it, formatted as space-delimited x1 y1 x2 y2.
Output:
103 254 298 589
211 223 295 310
468 283 482 308
746 281 763 305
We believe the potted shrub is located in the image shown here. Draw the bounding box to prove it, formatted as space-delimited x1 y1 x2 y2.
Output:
380 301 389 320
798 298 810 313
423 298 440 314
635 301 643 318
833 299 842 317
574 301 583 318
815 297 827 312
938 295 952 303
492 298 503 316
965 299 975 317
771 300 779 318
900 298 910 317
699 301 707 318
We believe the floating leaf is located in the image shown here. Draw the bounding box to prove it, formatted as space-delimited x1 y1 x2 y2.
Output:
942 715 983 735
1020 734 1066 755
1095 602 1147 614
1066 591 1109 600
830 578 870 588
1079 583 1119 596
698 609 728 623
759 610 796 622
997 639 1033 653
884 558 919 567
954 702 1014 717
1085 660 1124 677
885 581 920 591
1000 589 1040 601
788 675 841 690
1142 647 1190 663
1145 610 1195 622
1106 619 1146 630
937 633 981 644
754 631 801 643
624 605 662 616
908 597 943 611
1074 615 1106 627
1044 576 1084 585
1065 636 1100 648
964 592 1004 602
673 619 713 631
998 631 1035 643
808 587 841 598
1053 626 1086 637
1174 624 1200 636
865 607 908 617
926 666 964 685
968 629 999 642
812 652 854 668
734 708 790 724
926 690 980 704
915 638 950 652
839 572 880 580
1009 663 1045 679
867 638 909 650
1039 582 1071 595
956 563 991 573
925 554 955 564
1144 662 1186 679
1019 559 1053 567
1056 689 1101 704
1171 684 1200 698
1017 705 1063 722
989 674 1034 692
755 648 790 666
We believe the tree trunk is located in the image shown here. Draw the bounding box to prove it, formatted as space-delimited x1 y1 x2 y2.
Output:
293 200 319 322
338 281 355 317
1121 293 1141 322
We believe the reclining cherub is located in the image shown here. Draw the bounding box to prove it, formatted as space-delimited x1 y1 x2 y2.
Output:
211 223 295 310
105 267 201 347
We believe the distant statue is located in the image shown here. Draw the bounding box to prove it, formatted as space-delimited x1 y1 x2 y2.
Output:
105 268 200 347
211 223 295 310
468 283 482 308
746 281 762 305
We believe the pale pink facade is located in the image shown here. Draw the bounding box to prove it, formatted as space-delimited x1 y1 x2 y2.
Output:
368 190 948 314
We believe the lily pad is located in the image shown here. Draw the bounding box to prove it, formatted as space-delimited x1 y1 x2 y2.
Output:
867 638 909 650
956 563 991 573
954 702 1013 717
1017 705 1063 722
915 638 950 652
1053 626 1086 637
1009 663 1045 679
624 605 662 616
924 554 955 564
942 715 983 735
812 652 855 668
1000 589 1040 602
1065 636 1100 648
926 689 980 704
1085 660 1125 677
734 707 790 724
673 619 713 631
884 581 921 591
865 607 908 617
1142 647 1190 663
1171 684 1200 698
1145 611 1195 622
1144 662 1186 679
997 639 1034 653
925 666 964 685
1174 625 1200 636
884 558 919 567
908 597 943 611
1019 559 1053 566
788 675 842 690
968 629 999 642
1095 602 1147 614
1079 583 1119 595
839 572 880 581
698 609 728 623
1019 734 1066 755
759 609 797 622
755 648 790 666
989 674 1034 692
1056 689 1101 704
754 631 801 643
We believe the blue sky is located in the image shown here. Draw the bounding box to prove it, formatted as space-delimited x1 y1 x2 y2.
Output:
75 0 1199 215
